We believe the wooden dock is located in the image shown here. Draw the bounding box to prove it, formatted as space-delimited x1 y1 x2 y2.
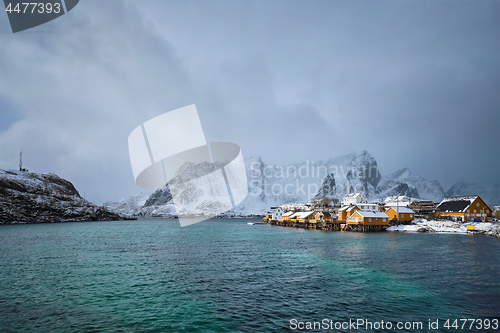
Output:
265 218 387 232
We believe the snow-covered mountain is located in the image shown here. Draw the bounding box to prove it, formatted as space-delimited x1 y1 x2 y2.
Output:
107 151 453 217
228 150 381 215
446 182 500 206
102 192 152 216
374 167 445 202
0 169 122 223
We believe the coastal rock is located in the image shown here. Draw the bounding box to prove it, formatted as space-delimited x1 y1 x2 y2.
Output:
0 169 122 224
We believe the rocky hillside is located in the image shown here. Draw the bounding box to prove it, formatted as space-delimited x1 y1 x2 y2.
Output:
0 169 122 223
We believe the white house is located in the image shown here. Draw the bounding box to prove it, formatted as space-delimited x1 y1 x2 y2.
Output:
342 193 367 206
270 207 284 221
357 203 380 211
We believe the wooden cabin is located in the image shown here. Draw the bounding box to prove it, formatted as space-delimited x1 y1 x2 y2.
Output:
385 207 415 223
337 205 360 222
435 196 492 222
346 211 389 226
263 212 272 222
315 211 333 222
281 211 294 221
296 211 315 223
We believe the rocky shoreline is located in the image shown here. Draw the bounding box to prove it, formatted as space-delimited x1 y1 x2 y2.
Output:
0 169 124 224
387 219 500 238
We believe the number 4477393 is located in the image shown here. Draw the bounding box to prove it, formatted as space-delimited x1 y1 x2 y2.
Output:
5 2 61 14
443 319 498 330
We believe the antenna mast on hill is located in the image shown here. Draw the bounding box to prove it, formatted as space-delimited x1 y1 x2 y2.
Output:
19 151 22 171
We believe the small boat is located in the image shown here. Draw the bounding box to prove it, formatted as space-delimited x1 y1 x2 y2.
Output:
247 222 267 225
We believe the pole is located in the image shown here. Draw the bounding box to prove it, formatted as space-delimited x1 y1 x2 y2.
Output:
19 151 22 171
397 196 399 225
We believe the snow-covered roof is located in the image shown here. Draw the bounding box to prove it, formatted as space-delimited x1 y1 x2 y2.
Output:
436 196 479 213
282 212 294 217
385 207 415 214
441 196 478 203
338 206 350 212
355 211 389 218
296 211 314 219
289 212 302 218
385 201 412 208
384 195 410 203
347 206 359 212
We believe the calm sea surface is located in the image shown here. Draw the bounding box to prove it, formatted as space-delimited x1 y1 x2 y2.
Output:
1 218 499 332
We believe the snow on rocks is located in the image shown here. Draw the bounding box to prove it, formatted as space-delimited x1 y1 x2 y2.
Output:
387 218 500 237
0 169 122 224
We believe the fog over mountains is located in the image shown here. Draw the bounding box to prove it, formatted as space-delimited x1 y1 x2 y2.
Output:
105 151 498 216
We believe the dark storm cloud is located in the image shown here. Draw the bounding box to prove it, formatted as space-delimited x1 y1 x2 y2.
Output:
0 0 498 203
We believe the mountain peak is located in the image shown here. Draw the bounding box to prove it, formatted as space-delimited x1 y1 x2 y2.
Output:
386 167 411 180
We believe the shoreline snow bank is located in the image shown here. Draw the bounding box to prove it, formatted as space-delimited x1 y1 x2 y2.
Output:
387 219 500 237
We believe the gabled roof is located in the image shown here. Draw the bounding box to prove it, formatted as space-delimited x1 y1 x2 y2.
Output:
347 206 359 212
354 211 389 218
436 196 478 213
315 211 331 217
282 211 294 217
296 211 314 219
338 206 350 212
385 207 415 214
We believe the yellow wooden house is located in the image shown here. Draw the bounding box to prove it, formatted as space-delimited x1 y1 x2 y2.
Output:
337 205 360 222
281 211 295 221
435 196 492 222
385 207 415 223
314 211 334 223
296 211 315 223
346 210 389 226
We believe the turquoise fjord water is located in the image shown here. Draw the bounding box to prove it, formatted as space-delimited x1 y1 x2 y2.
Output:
0 219 499 332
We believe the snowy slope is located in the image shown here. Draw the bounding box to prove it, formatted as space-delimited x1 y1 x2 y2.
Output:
374 168 445 202
446 182 500 206
0 169 122 223
103 192 152 216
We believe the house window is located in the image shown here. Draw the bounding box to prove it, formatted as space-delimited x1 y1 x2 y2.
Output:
487 210 489 213
401 213 404 218
477 203 479 206
474 210 476 213
369 218 372 222
467 210 470 213
410 214 413 218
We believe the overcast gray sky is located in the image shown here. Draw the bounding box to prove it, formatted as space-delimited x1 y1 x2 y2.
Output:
0 0 499 204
